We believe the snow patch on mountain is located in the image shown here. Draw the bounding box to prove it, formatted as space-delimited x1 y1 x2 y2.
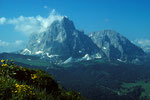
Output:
103 47 107 50
95 53 102 59
35 51 44 55
27 58 31 61
64 57 73 64
46 53 59 58
82 54 91 60
21 48 31 55
37 39 41 43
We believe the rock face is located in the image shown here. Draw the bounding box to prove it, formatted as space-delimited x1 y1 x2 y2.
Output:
21 17 146 63
21 17 104 62
89 30 145 61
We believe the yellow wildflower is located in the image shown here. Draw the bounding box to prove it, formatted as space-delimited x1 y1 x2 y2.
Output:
12 83 35 96
15 83 19 87
23 69 26 71
1 64 7 67
1 60 5 63
31 74 37 80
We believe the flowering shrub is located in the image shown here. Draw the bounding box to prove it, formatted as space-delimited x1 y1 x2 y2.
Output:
1 60 7 67
11 83 35 99
31 74 38 80
0 59 85 100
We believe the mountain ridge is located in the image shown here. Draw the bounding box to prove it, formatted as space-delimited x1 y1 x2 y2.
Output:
21 17 105 63
89 30 145 62
20 17 146 64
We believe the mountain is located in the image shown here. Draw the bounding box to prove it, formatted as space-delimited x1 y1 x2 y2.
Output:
89 30 145 62
20 16 146 63
21 17 104 63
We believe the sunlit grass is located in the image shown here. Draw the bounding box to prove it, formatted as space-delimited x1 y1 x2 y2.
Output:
121 81 150 99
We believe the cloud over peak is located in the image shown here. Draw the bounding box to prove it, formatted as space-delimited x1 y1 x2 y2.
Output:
0 40 26 53
0 9 65 36
0 40 9 46
132 39 150 53
133 39 150 47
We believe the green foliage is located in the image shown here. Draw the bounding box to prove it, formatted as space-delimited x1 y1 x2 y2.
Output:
0 59 85 100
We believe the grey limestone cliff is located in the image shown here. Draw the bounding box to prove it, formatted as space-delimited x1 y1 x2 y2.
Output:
21 17 104 62
89 30 145 62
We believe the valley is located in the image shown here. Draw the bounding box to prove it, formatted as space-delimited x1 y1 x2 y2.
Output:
1 53 150 100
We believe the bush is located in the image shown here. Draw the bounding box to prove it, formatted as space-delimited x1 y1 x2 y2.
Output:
0 59 85 100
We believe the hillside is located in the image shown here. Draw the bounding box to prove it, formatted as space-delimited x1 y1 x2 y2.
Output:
48 60 150 100
0 59 85 100
1 53 150 100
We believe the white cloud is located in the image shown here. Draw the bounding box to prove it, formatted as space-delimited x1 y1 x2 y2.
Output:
0 17 6 24
15 40 24 45
0 40 26 53
133 39 150 47
3 9 64 36
0 40 9 46
133 39 150 53
44 5 51 10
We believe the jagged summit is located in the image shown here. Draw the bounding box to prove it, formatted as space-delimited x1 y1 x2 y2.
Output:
21 17 104 63
89 30 145 62
20 16 146 64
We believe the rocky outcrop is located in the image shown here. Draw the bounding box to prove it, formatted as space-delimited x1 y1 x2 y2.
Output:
21 17 104 62
89 30 145 62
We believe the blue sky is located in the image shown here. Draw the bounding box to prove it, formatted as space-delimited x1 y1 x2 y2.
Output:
0 0 150 52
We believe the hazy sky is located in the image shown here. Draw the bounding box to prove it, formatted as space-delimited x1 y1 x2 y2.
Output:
0 0 150 52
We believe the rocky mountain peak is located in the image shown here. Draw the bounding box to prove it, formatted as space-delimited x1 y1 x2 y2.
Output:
89 30 145 62
50 16 76 33
21 17 104 63
20 16 146 64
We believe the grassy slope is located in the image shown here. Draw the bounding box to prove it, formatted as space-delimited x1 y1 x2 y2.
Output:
0 53 53 67
0 59 85 100
122 81 150 99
